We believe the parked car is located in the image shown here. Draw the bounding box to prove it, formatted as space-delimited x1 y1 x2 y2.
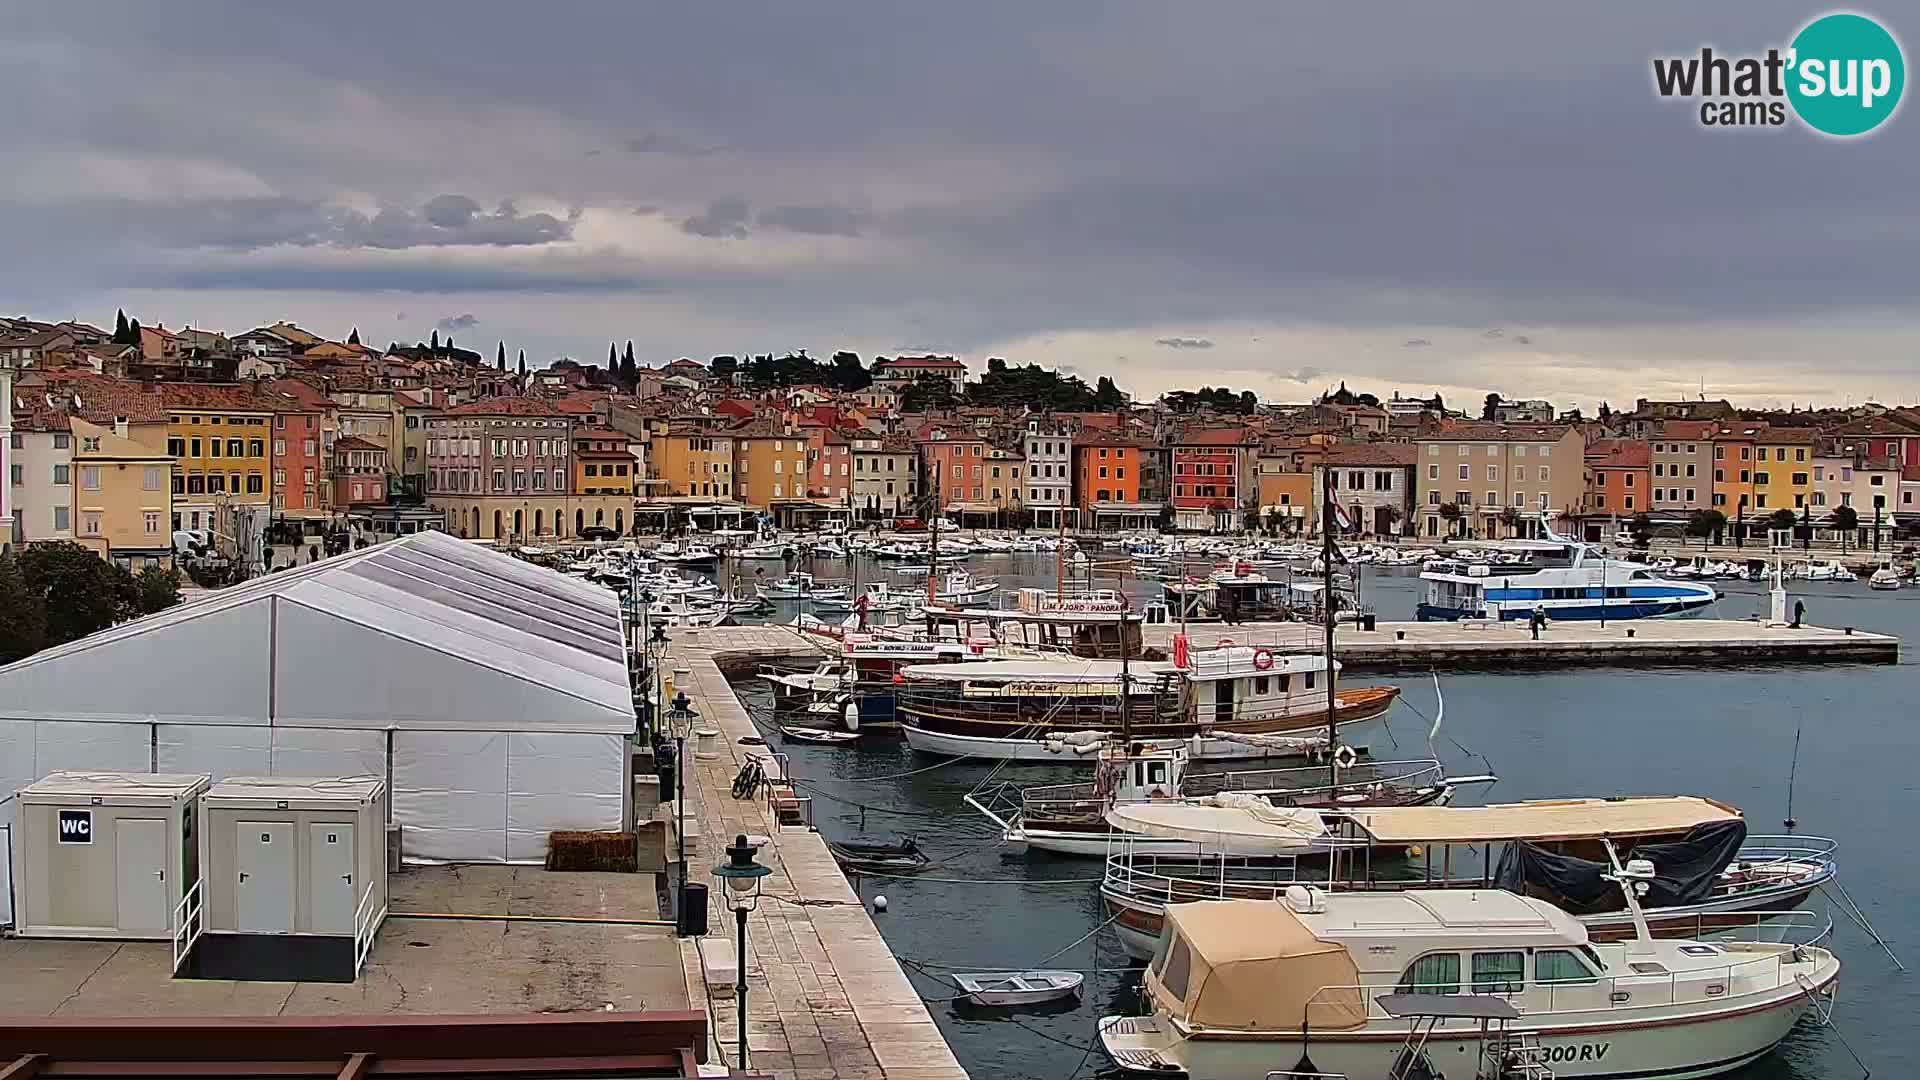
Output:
577 525 620 541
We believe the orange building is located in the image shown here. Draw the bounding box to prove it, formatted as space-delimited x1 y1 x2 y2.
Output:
1074 433 1154 529
1583 439 1652 519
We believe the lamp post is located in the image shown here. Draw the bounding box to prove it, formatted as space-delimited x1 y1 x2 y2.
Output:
713 834 771 1071
635 588 656 739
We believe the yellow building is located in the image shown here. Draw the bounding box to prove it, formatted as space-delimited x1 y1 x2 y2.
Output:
654 425 735 499
160 385 274 537
732 424 811 508
69 417 175 569
1711 423 1816 525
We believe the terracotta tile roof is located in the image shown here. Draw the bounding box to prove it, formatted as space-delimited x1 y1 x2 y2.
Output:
573 426 627 440
332 436 384 452
444 397 569 418
1419 421 1573 442
1175 426 1254 446
1586 439 1651 467
1321 441 1418 466
150 382 281 412
35 373 179 423
1657 420 1718 440
1755 426 1818 444
1835 413 1920 437
880 355 965 370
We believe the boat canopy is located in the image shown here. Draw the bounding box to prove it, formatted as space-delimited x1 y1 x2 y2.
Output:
1147 900 1366 1032
897 658 1178 684
1105 796 1326 845
1346 796 1742 845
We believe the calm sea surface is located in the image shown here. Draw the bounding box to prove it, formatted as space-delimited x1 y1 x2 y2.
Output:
716 552 1915 1080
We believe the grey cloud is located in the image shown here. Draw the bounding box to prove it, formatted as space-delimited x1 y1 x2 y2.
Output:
436 313 479 331
422 194 482 228
21 194 573 254
1404 339 1432 348
1155 337 1215 350
757 203 867 237
1282 367 1323 383
624 133 724 156
1513 335 1533 345
681 198 751 239
1482 328 1504 339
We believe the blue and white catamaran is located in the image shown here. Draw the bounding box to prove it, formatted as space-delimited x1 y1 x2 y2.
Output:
1415 526 1717 622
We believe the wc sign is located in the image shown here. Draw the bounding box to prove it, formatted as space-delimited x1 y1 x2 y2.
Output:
57 809 93 844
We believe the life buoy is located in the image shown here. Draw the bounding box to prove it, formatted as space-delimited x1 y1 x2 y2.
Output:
1218 638 1236 648
1252 648 1274 671
1334 745 1358 770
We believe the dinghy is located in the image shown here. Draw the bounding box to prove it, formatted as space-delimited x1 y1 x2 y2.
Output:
826 836 929 872
953 970 1084 1007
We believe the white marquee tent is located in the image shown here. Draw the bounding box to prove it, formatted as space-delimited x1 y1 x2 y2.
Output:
0 530 634 868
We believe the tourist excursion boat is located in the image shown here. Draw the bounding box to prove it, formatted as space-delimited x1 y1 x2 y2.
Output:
897 640 1399 763
1099 795 1839 960
1416 536 1716 621
1098 867 1841 1080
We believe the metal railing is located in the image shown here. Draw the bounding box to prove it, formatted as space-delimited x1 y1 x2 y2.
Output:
1296 910 1834 1030
170 878 204 975
352 883 383 977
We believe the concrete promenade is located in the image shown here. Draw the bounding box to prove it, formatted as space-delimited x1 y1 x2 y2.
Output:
656 625 968 1080
1145 617 1898 669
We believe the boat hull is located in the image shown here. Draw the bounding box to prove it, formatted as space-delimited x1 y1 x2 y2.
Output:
903 723 1363 763
1101 969 1835 1080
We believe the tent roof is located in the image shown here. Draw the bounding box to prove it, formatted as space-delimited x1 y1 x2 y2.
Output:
1347 796 1741 844
0 531 634 733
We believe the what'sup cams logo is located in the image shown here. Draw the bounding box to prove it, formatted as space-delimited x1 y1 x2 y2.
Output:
1653 12 1904 136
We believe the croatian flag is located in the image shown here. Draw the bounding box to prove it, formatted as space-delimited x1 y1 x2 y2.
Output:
1330 501 1356 532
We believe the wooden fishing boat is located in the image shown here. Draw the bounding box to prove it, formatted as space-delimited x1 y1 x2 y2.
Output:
826 836 929 872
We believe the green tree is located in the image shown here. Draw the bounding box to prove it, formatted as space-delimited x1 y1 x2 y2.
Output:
430 329 439 351
1094 376 1124 409
347 327 360 345
1686 508 1726 547
113 309 130 344
900 372 960 412
608 341 618 373
1630 510 1653 549
134 565 184 614
17 542 127 647
0 552 46 663
1380 504 1403 535
621 341 638 386
828 351 871 391
517 349 527 378
1438 501 1463 538
128 317 142 345
497 340 507 370
1832 504 1859 552
1768 507 1798 533
1498 506 1522 536
711 355 739 379
1483 392 1502 420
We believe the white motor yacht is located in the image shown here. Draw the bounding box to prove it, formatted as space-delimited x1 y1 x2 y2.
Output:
1101 869 1840 1080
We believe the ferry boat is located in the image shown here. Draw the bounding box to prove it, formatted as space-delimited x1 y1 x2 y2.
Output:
897 641 1399 762
1099 875 1840 1080
1099 796 1838 960
1416 537 1715 621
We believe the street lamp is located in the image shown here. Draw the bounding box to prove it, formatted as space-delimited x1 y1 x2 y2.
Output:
635 588 657 737
712 834 771 1071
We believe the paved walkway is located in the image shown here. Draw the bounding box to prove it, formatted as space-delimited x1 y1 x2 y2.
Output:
660 626 968 1080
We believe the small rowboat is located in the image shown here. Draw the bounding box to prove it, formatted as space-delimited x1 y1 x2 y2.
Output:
780 724 861 745
952 970 1084 1007
826 836 928 872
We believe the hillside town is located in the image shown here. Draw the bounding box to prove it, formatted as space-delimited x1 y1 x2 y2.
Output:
4 310 1918 580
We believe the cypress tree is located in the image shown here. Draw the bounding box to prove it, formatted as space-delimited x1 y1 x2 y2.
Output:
430 329 439 351
113 309 130 343
347 327 360 345
517 349 527 378
497 341 506 369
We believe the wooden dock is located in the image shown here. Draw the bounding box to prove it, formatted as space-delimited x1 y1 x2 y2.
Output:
657 625 969 1080
1145 618 1898 671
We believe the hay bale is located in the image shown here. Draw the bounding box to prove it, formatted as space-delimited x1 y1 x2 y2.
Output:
546 830 640 872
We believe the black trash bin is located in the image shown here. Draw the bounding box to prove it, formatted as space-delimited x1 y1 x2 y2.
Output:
677 881 709 937
655 740 677 803
1361 613 1377 631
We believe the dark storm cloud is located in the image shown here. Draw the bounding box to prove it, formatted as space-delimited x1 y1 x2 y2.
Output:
1155 337 1214 350
680 198 750 239
1 0 1914 377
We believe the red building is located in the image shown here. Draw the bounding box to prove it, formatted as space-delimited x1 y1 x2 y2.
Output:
1172 427 1254 531
331 436 389 507
1834 412 1920 469
808 427 852 503
265 378 332 519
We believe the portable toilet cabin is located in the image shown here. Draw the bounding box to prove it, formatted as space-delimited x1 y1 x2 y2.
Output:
12 771 211 942
189 776 388 983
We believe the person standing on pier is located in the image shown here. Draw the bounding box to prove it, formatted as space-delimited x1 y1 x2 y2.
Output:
1792 599 1805 629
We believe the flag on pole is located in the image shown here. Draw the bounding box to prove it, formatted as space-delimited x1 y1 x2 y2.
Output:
1331 501 1355 533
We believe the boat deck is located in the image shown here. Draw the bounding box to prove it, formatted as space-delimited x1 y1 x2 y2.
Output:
1147 618 1897 670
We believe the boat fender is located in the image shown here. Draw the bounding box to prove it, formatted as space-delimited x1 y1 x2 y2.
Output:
873 895 888 912
1334 744 1358 770
1252 648 1274 671
1218 637 1236 648
843 700 860 733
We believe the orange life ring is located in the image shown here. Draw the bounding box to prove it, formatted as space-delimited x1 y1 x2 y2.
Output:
1252 648 1275 671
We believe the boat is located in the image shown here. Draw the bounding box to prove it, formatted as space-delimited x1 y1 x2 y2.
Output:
898 642 1399 763
735 540 793 561
1416 532 1716 622
825 836 929 872
778 724 862 745
652 542 720 569
760 572 851 600
1099 795 1838 960
1869 564 1902 590
952 970 1084 1007
1098 871 1841 1080
967 741 1482 857
759 658 848 708
806 540 850 559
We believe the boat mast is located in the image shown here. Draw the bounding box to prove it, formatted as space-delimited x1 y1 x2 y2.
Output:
1056 497 1067 607
1322 459 1339 788
926 467 940 637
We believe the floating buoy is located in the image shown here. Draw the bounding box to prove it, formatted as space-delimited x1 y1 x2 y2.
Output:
1407 845 1424 858
873 894 889 912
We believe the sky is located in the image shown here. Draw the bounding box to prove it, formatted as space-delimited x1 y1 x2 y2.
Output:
5 2 1916 412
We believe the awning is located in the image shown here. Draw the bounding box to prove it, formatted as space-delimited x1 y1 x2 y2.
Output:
1347 796 1741 845
1145 900 1365 1032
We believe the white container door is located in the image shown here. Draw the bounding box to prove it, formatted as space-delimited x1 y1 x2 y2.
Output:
114 819 168 934
237 821 294 933
307 823 356 935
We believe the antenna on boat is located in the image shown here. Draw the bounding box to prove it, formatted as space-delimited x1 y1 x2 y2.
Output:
926 468 940 637
1056 494 1067 608
1601 839 1656 954
1783 717 1802 832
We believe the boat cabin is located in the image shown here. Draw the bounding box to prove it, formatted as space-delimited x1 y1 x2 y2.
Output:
1179 644 1334 726
921 602 1148 659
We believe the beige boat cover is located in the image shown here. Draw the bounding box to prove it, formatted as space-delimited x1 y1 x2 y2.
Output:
1348 796 1741 844
1105 796 1326 849
1146 900 1366 1031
